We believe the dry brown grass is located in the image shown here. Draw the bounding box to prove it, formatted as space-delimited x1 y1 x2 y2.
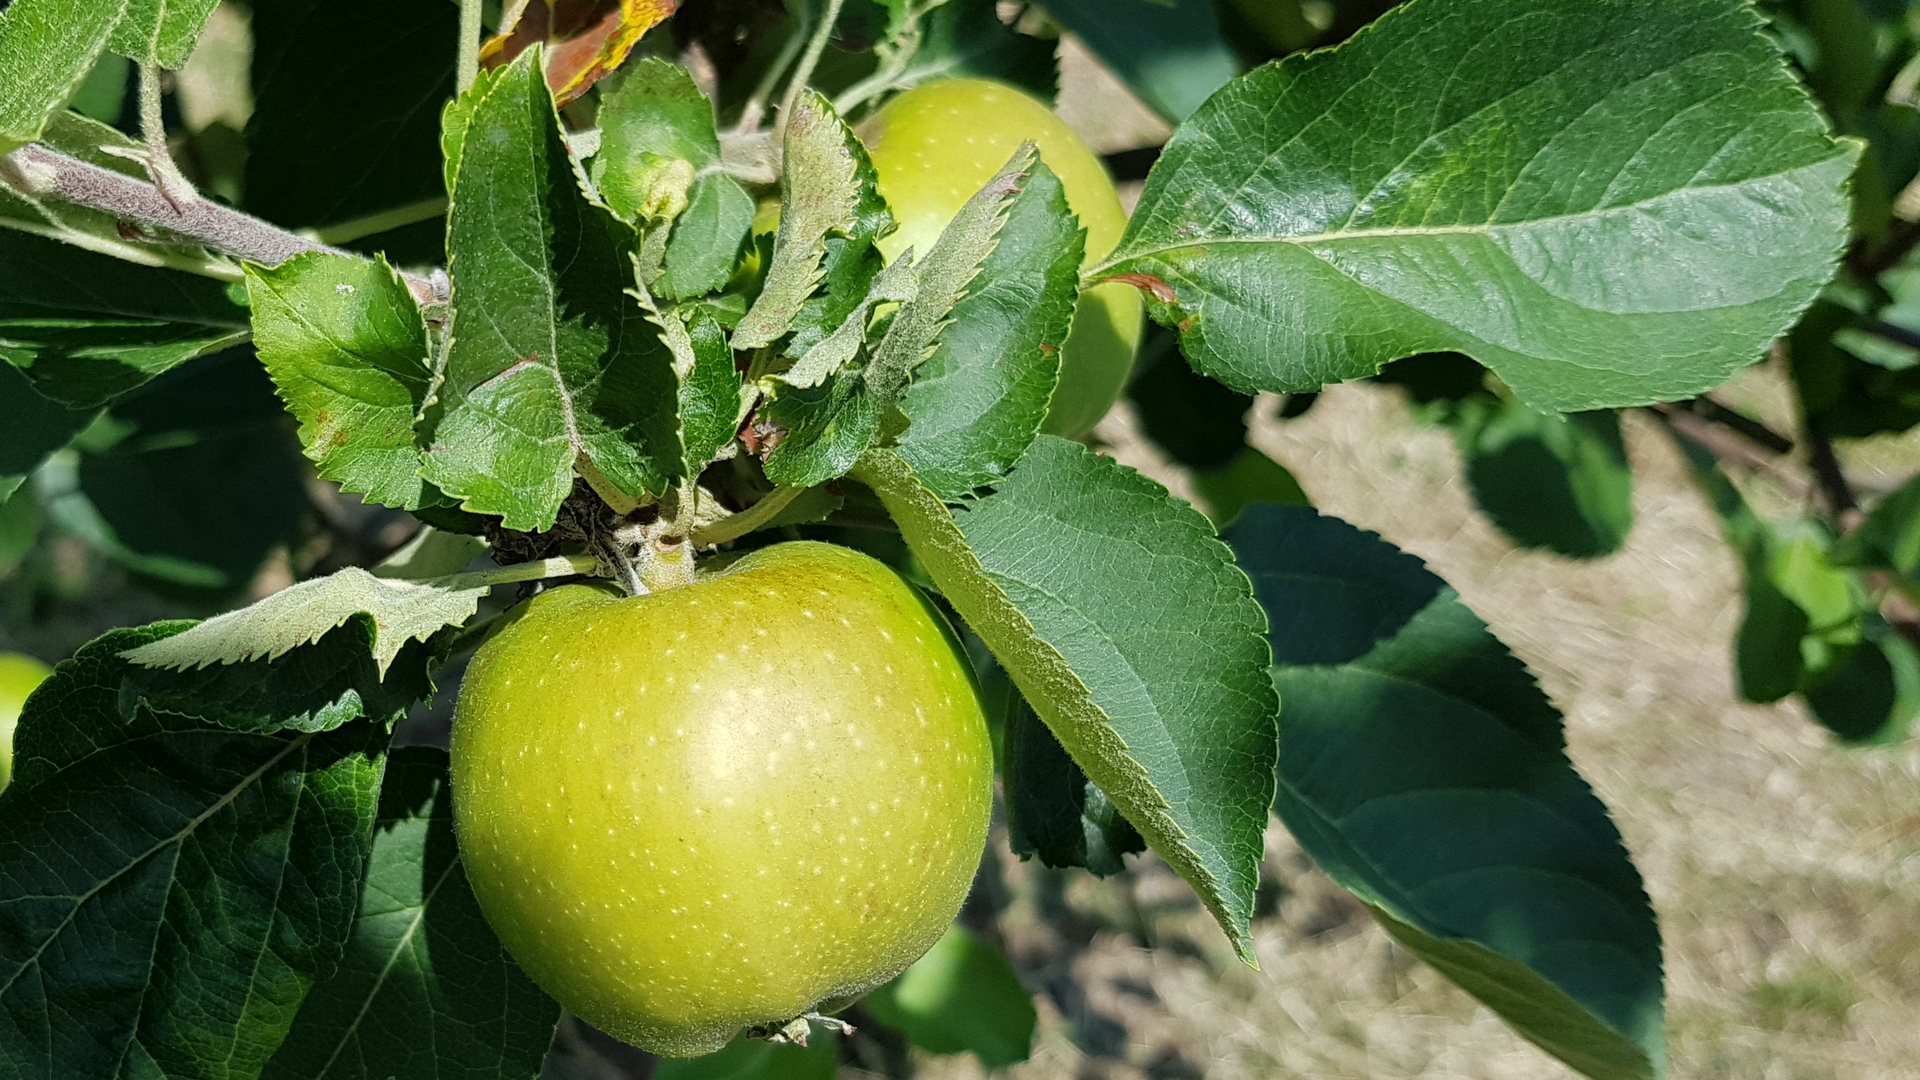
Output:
904 377 1920 1080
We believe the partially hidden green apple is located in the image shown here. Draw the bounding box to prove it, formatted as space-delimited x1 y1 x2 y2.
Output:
0 651 53 792
860 78 1144 437
451 542 994 1056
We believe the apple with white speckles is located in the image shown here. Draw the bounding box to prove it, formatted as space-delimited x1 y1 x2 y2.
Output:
450 541 994 1057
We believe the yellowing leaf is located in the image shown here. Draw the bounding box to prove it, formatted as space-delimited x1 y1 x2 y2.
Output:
480 0 676 107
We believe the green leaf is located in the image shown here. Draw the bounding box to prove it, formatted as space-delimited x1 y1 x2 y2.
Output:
426 51 681 530
865 926 1037 1069
0 625 386 1079
1192 446 1308 528
1036 0 1237 121
866 147 1033 407
1227 504 1664 1080
855 438 1276 960
247 0 457 245
0 230 252 408
1455 401 1634 559
1125 327 1254 471
733 92 888 350
58 351 310 593
652 1032 837 1080
869 0 1058 105
123 564 494 678
247 252 436 510
594 56 755 301
263 748 561 1080
763 373 882 488
895 156 1081 500
0 484 40 574
109 0 219 68
0 0 128 153
1003 692 1145 876
0 357 95 503
122 617 443 735
1101 0 1857 412
1837 472 1920 577
676 308 745 470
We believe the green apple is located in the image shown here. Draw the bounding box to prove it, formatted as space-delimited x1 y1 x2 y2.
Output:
860 78 1144 437
0 651 53 792
451 542 993 1057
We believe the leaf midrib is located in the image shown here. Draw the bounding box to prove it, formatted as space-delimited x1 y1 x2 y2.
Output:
309 855 461 1078
0 733 315 1001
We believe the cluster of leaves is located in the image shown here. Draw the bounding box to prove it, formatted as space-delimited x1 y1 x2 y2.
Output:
0 1 1869 1079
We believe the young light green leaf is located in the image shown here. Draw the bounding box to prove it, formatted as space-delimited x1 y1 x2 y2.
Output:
678 308 746 470
1101 0 1857 412
263 748 561 1080
763 373 882 488
0 229 252 408
1455 401 1634 559
109 0 219 68
1192 447 1309 527
866 145 1033 407
895 156 1081 500
865 926 1037 1069
122 564 492 678
1227 504 1664 1080
1037 0 1237 121
0 0 129 153
854 438 1276 960
373 526 489 581
0 625 385 1080
425 50 681 531
594 53 754 296
248 251 436 510
651 1033 838 1080
775 257 918 390
732 92 876 350
249 0 457 245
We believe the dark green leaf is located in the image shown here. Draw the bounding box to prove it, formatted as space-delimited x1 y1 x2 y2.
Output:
873 0 1058 105
247 252 435 510
896 158 1081 500
64 350 309 593
425 51 681 530
263 748 561 1080
0 230 251 408
247 0 455 243
856 438 1277 960
0 358 95 502
1837 472 1920 576
1037 0 1238 121
1456 401 1634 559
0 625 386 1080
865 926 1036 1069
1228 504 1663 1080
1102 0 1856 412
1125 326 1252 471
1003 693 1144 876
122 617 442 736
1191 447 1309 527
1789 301 1920 438
0 484 39 574
110 0 219 68
0 0 128 152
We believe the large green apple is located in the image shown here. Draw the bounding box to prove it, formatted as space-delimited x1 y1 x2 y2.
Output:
860 78 1144 437
451 542 993 1057
0 651 53 792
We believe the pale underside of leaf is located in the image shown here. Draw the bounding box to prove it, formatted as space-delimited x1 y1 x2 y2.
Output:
121 566 485 676
731 92 864 350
